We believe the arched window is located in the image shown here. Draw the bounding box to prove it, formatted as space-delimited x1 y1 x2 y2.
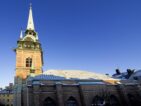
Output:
66 97 78 106
92 96 105 106
26 57 32 67
109 95 120 106
43 97 56 106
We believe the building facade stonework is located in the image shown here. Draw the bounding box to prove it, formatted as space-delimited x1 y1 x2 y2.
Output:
14 5 141 106
20 78 141 106
0 83 14 106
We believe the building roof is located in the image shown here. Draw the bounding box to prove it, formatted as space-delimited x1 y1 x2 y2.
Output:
0 90 13 94
112 72 128 79
129 70 141 80
112 70 141 80
29 70 115 81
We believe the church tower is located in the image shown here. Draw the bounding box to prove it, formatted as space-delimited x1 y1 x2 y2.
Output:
15 5 43 79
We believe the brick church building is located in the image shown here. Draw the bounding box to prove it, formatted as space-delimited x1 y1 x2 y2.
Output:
14 5 141 106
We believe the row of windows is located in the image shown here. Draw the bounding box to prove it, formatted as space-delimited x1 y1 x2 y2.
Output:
43 97 78 106
0 94 11 97
43 94 140 106
0 99 13 102
42 95 124 106
18 44 40 49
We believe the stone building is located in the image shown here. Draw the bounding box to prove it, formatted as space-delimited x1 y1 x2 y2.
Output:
0 83 14 106
14 5 141 106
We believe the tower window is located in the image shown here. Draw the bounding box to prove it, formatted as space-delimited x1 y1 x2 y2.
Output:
26 57 32 67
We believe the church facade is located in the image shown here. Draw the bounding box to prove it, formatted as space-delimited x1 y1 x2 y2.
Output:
14 5 141 106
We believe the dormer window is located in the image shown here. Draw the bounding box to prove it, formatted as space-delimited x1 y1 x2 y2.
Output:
26 57 32 67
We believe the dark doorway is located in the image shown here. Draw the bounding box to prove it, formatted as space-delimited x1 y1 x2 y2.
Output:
43 97 56 106
66 96 78 106
92 96 105 106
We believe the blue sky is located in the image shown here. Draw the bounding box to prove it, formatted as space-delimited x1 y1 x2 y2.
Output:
0 0 141 87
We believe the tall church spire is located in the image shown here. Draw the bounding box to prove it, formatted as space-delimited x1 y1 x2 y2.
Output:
27 3 35 30
15 3 43 80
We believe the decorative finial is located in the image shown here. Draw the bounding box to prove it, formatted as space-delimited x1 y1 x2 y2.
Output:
36 32 39 40
20 29 23 39
30 3 32 9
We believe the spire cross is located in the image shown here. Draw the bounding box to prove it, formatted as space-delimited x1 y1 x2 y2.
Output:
30 3 32 9
20 29 23 39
